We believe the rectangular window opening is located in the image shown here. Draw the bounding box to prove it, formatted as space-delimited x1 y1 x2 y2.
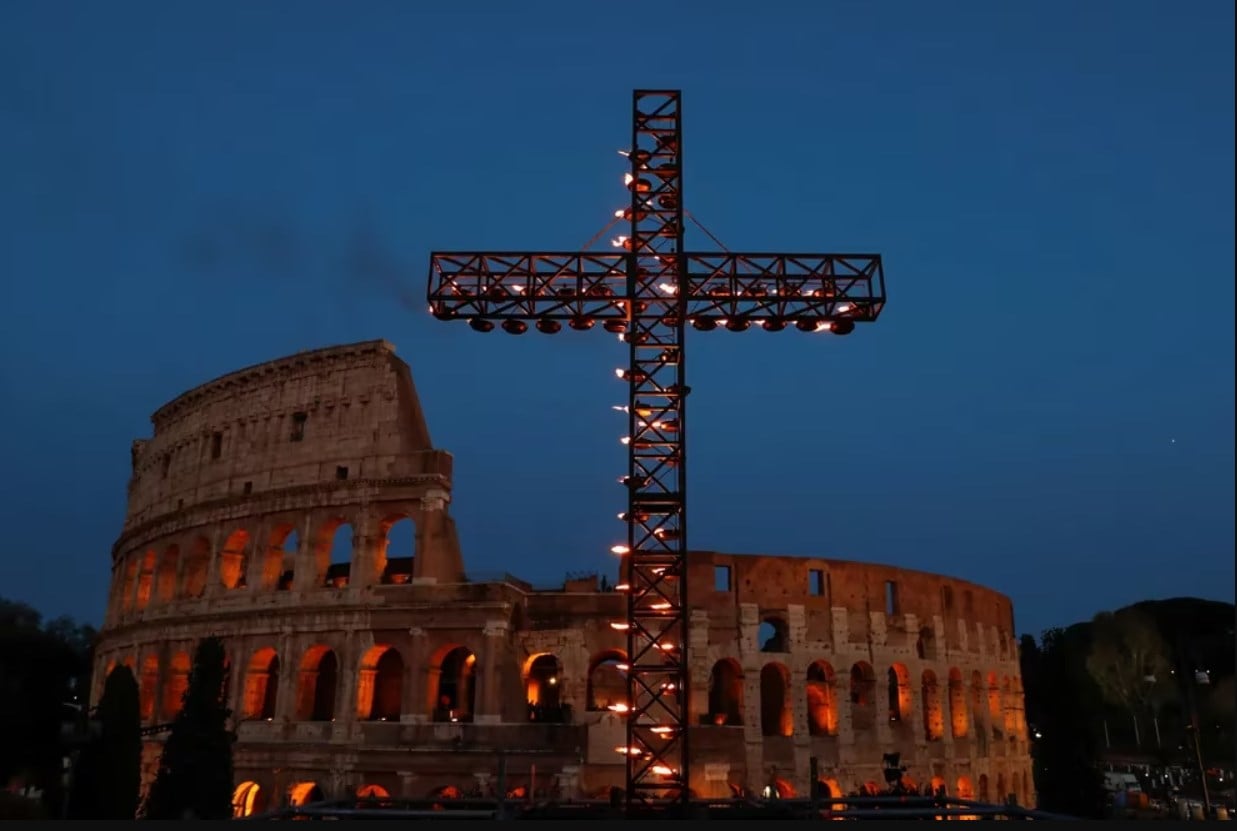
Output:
885 580 900 615
809 569 826 597
290 411 307 442
210 432 223 459
243 481 253 495
713 565 732 592
336 466 349 481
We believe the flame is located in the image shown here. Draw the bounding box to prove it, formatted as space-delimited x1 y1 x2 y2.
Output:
650 726 674 735
615 583 631 592
617 149 631 158
615 746 642 755
835 302 852 314
614 368 626 378
612 405 628 413
611 545 630 555
608 703 631 713
815 321 834 333
651 765 674 776
657 283 677 295
511 285 526 294
648 602 672 610
624 173 635 186
615 663 630 671
620 437 631 445
614 209 625 218
611 236 628 248
610 621 630 631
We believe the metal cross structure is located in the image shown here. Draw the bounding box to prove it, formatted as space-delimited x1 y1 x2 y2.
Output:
427 89 886 809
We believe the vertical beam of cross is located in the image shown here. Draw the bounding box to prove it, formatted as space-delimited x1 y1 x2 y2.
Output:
426 88 887 811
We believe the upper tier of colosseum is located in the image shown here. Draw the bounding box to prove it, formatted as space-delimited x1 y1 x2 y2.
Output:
121 340 451 539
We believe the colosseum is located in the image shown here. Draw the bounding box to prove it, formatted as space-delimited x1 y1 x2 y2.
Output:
93 339 1034 816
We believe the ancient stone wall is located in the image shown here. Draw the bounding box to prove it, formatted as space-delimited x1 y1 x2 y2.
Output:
93 342 1033 817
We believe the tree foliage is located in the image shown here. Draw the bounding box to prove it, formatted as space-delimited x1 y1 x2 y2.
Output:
0 598 95 815
69 664 142 819
142 637 235 820
1086 609 1173 720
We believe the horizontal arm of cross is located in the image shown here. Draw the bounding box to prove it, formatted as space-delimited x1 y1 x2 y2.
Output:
427 251 886 325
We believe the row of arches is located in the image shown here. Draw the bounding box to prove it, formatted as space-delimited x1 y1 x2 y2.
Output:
132 643 477 724
708 659 1027 740
113 515 418 616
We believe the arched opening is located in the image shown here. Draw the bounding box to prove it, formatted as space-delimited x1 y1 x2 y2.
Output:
380 515 416 584
288 781 323 806
978 774 990 802
182 536 210 598
887 664 911 724
135 550 156 610
1011 771 1020 805
357 784 390 801
118 557 138 613
806 661 837 736
155 546 179 604
956 775 974 799
243 648 280 720
232 781 262 818
816 778 844 812
296 646 338 721
987 672 1002 738
706 658 744 726
525 654 565 722
915 626 935 660
1001 676 1015 735
1022 771 1030 806
948 668 968 738
265 525 299 591
996 773 1006 804
761 778 795 799
850 662 876 730
431 645 476 722
163 651 190 719
357 646 404 721
758 616 788 652
922 669 943 741
759 662 792 737
970 671 985 735
930 776 947 797
319 520 353 588
139 655 159 721
586 651 627 711
219 529 250 590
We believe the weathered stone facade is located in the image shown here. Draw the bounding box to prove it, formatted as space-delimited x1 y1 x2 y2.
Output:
94 340 1034 816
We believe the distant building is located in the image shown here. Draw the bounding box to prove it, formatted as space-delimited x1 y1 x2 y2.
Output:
94 340 1033 815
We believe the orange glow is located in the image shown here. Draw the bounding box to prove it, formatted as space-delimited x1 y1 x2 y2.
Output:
611 545 630 555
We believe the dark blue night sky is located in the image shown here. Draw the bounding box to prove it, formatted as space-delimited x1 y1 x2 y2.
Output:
2 1 1232 637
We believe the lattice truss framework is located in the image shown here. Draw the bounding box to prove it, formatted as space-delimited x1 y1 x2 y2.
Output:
426 90 886 805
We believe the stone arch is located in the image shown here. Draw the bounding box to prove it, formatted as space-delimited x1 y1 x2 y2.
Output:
759 662 792 737
887 663 912 724
956 775 975 799
430 644 476 721
379 513 417 584
987 672 1002 737
970 670 985 734
762 778 795 799
296 646 338 721
817 778 844 812
219 529 250 590
356 784 390 800
265 524 299 591
978 773 990 802
849 661 876 730
930 775 947 797
921 669 943 741
155 545 179 604
996 772 1006 803
758 615 789 652
119 556 138 614
314 517 355 588
706 658 744 726
1011 769 1020 805
806 660 837 736
243 648 280 720
357 645 404 721
138 654 159 721
163 651 190 719
948 667 967 737
135 549 157 610
524 653 563 719
288 781 324 806
182 536 210 598
232 781 263 818
586 650 627 711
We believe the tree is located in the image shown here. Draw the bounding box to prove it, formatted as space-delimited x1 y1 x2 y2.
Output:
1022 627 1106 818
142 637 235 820
69 665 142 819
1086 609 1173 748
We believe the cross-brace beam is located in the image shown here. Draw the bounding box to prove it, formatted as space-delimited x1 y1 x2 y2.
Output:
426 90 886 809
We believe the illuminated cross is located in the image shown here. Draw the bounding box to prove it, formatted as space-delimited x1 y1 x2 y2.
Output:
426 89 886 810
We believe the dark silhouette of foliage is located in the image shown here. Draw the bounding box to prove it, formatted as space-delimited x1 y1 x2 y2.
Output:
142 637 235 820
0 598 95 816
69 664 141 819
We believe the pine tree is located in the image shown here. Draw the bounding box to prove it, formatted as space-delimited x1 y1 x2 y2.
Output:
142 638 235 819
68 665 141 819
